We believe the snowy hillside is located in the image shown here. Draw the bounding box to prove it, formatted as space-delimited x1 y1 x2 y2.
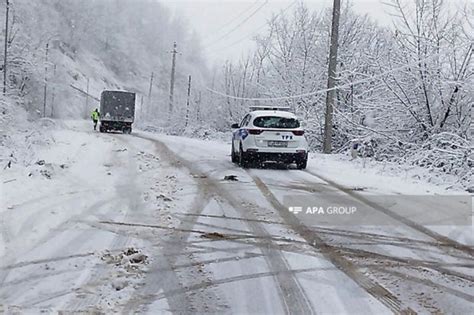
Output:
2 0 207 118
1 0 207 172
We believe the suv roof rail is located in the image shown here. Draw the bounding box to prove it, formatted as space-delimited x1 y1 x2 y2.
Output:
249 106 292 112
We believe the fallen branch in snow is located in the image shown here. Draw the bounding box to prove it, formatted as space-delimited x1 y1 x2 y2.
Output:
3 178 16 184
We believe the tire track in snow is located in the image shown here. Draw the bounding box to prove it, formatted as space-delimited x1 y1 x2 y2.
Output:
202 194 315 314
122 188 216 313
250 174 414 314
1 131 130 310
131 133 315 315
1 252 95 270
115 134 217 314
44 133 145 311
63 134 158 313
0 197 118 306
62 199 133 311
303 170 474 257
295 170 474 311
257 169 474 311
0 207 13 286
0 128 120 297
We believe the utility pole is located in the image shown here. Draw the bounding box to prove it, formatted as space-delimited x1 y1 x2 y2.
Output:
323 0 341 154
51 64 56 117
168 42 178 117
147 71 154 117
3 0 9 95
196 91 202 123
184 75 191 128
43 42 49 118
140 94 144 121
85 78 89 118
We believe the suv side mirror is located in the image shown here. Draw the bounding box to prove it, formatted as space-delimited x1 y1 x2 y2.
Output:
231 123 239 129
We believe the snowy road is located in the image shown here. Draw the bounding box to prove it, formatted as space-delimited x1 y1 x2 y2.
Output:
1 121 472 314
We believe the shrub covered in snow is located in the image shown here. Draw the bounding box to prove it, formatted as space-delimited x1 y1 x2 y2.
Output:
0 95 54 169
404 133 472 184
341 132 472 188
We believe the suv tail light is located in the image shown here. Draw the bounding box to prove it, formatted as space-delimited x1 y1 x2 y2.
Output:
292 130 305 136
248 129 264 135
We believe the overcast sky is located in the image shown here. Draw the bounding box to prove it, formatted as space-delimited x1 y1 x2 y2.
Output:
159 0 466 64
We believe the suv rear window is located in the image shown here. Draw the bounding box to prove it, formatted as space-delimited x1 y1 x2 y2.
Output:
253 116 300 129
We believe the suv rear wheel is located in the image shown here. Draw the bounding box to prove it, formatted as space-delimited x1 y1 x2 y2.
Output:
231 143 238 163
239 143 250 168
296 158 307 170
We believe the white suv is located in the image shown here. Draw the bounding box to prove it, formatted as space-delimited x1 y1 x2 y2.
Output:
231 108 308 169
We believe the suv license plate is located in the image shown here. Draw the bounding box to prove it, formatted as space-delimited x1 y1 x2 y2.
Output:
268 141 288 147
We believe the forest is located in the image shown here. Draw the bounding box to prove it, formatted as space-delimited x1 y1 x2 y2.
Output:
206 1 472 185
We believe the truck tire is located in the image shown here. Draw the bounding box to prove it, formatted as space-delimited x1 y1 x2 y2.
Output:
99 125 105 133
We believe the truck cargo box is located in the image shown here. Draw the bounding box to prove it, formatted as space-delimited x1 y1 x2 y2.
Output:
99 90 136 133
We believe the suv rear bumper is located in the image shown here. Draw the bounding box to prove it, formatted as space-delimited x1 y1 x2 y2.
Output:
246 150 307 163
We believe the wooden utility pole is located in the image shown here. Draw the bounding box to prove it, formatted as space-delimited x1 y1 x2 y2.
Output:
323 0 341 154
140 94 144 120
169 42 177 116
184 75 192 128
85 78 89 118
51 64 56 117
43 42 49 117
3 0 9 95
196 91 202 122
147 71 154 116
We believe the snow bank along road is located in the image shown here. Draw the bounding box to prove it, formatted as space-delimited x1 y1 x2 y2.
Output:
1 121 472 314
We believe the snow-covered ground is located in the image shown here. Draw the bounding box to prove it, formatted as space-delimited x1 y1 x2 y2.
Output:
1 120 473 314
307 153 469 195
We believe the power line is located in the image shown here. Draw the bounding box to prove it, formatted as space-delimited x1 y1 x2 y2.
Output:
208 0 298 55
204 53 443 102
202 0 260 42
202 0 269 50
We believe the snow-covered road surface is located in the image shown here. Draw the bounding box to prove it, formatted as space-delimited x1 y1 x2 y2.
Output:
1 121 472 314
